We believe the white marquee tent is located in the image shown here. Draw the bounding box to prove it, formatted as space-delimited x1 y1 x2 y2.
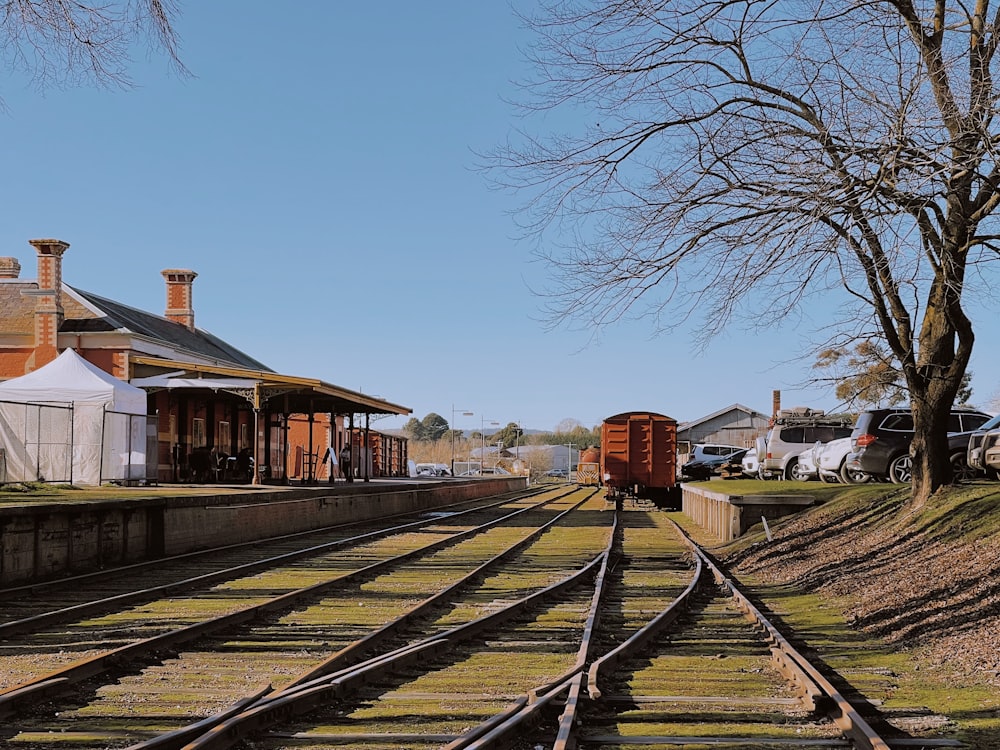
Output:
0 349 149 485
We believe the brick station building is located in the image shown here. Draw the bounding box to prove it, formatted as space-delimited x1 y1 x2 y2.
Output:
0 239 411 484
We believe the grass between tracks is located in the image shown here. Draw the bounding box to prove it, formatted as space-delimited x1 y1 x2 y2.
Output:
678 479 1000 750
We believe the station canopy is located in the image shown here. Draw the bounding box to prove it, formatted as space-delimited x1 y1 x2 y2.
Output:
128 355 411 417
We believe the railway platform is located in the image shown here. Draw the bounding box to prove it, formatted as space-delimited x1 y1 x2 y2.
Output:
0 475 527 587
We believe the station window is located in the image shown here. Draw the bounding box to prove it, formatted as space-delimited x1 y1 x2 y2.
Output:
193 418 206 449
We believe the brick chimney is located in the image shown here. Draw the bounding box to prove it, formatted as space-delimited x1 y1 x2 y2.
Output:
161 269 197 331
30 239 70 367
0 257 21 278
772 390 781 418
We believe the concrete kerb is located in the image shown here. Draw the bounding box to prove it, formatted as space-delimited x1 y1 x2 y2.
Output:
681 484 815 543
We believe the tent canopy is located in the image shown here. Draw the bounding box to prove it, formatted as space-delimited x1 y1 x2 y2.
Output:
0 349 147 414
0 349 150 485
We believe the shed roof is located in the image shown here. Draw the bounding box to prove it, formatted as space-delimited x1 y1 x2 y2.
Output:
677 403 769 431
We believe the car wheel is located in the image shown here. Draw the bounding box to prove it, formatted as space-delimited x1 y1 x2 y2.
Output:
786 459 804 481
986 467 1000 481
888 454 912 484
950 452 979 482
840 459 871 485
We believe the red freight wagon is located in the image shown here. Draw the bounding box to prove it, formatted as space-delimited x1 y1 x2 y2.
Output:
601 411 679 508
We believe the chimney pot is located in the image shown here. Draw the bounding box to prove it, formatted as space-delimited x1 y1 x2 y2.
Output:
162 268 197 331
29 238 70 367
0 257 21 279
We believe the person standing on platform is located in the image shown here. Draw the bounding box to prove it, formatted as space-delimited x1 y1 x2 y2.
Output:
339 444 353 483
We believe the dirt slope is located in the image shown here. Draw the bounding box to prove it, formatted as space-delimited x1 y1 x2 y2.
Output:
722 484 1000 687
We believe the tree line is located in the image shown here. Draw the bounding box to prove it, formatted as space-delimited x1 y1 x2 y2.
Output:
402 414 600 450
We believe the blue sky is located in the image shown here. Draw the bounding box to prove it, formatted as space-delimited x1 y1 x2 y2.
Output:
2 3 998 432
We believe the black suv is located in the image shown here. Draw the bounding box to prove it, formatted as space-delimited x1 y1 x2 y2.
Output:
958 412 1000 479
846 407 992 483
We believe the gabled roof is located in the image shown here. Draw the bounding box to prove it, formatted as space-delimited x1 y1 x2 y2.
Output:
64 287 270 371
677 403 769 431
0 270 411 417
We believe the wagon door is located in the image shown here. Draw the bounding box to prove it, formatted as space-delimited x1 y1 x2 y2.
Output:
630 414 676 491
628 416 655 488
601 418 629 490
646 416 677 490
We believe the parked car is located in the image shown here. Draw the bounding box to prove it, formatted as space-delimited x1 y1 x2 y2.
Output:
846 407 992 483
681 448 748 481
963 413 1000 478
741 448 759 477
415 463 451 477
816 436 870 484
687 443 745 463
544 468 568 478
792 443 821 481
459 466 512 477
756 409 854 480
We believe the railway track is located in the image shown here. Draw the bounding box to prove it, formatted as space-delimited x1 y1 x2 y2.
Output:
0 485 605 747
0 497 960 750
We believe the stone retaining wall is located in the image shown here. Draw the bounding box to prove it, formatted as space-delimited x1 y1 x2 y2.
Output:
0 478 525 586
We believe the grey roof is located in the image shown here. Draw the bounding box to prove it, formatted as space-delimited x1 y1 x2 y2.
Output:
677 403 769 431
64 287 272 371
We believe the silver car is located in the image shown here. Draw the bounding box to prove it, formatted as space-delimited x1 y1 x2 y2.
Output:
816 436 870 484
755 410 854 481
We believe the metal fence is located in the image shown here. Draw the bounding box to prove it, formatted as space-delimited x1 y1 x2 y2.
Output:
0 400 154 485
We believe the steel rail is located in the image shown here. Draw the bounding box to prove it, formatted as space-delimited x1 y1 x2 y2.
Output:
0 489 551 637
79 489 601 750
274 489 602 691
455 513 883 750
0 489 580 719
670 520 892 750
177 541 610 750
0 487 547 600
441 508 622 750
585 530 703 699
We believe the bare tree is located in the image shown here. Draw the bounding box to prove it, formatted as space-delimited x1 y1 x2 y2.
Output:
491 1 1000 506
0 0 186 101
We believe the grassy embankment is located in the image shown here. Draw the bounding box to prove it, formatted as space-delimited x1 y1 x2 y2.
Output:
683 478 1000 749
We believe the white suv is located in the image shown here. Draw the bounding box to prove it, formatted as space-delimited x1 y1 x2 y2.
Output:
689 443 744 461
755 409 854 480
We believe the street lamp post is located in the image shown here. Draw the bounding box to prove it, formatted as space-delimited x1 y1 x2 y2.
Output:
451 404 473 476
565 443 577 480
481 417 499 472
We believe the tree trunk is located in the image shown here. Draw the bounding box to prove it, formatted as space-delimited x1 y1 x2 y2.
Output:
909 391 956 508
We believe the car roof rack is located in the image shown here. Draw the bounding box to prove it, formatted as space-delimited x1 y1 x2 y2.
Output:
773 408 853 427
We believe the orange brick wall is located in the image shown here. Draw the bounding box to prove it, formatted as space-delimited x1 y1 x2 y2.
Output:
286 413 338 481
0 349 34 379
